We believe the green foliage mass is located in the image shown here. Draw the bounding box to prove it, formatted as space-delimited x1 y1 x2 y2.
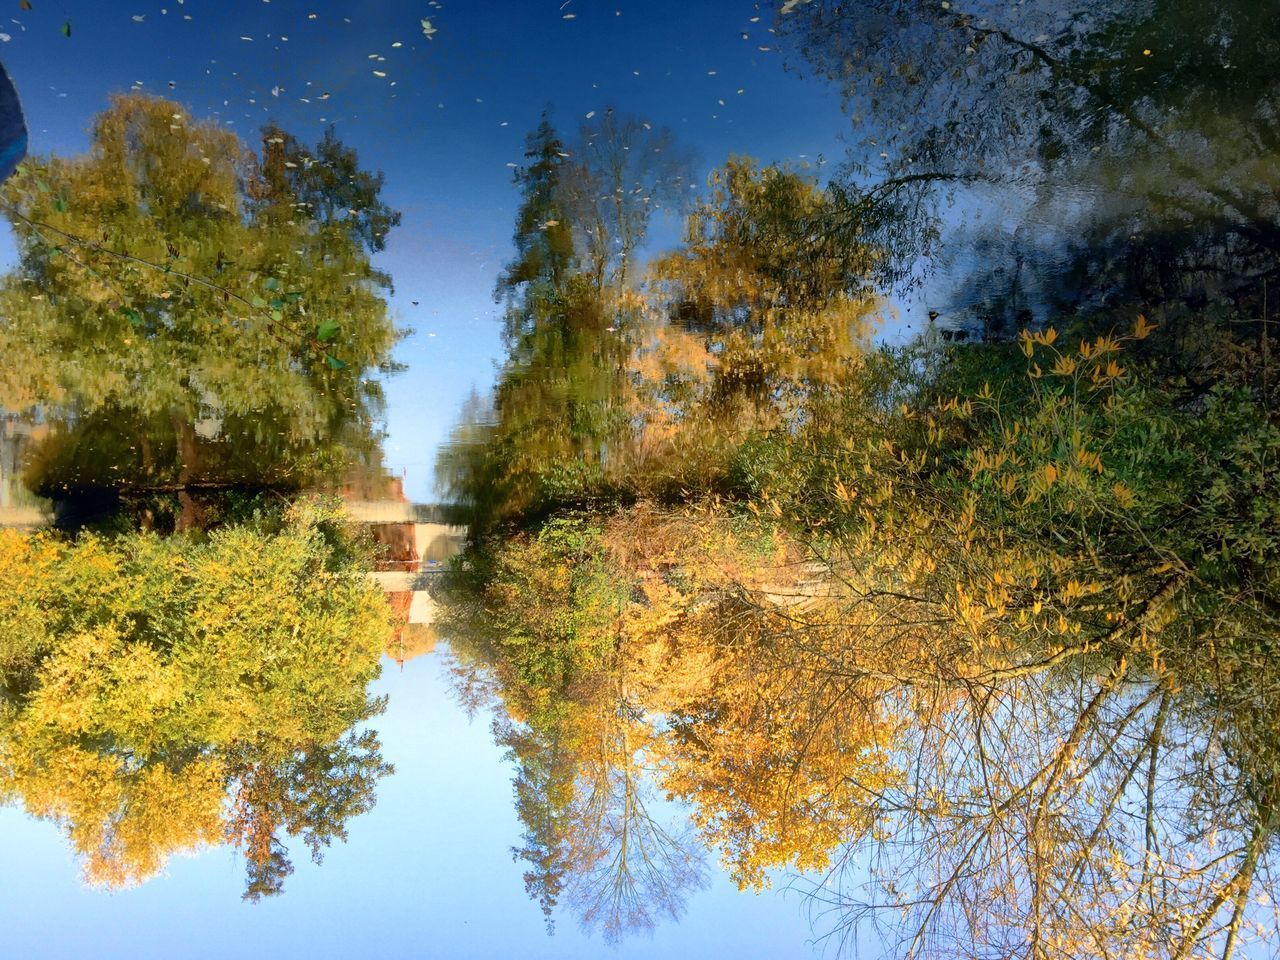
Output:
0 94 402 521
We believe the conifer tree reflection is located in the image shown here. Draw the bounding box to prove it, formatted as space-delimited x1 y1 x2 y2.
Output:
444 518 709 943
436 112 691 535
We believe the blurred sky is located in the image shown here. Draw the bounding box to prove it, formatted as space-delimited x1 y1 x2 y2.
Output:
0 0 881 500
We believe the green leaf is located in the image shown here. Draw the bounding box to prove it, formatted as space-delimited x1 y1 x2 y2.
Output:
60 19 69 36
316 319 340 343
250 295 266 308
263 277 280 292
285 291 304 303
53 197 67 213
269 296 285 311
325 354 346 370
120 307 142 327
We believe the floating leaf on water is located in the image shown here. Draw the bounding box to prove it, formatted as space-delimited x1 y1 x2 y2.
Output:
325 353 346 369
60 19 69 36
317 318 340 342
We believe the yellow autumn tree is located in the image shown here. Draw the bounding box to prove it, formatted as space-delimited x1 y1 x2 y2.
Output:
0 498 393 895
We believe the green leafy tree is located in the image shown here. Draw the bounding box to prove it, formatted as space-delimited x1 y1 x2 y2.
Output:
556 109 693 293
0 94 401 528
438 117 633 533
256 122 401 255
496 114 578 345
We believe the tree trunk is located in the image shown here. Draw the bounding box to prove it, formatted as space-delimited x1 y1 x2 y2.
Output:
172 413 201 532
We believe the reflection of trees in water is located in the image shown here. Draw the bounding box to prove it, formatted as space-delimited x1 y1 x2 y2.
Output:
780 0 1280 307
473 681 709 943
427 4 1280 949
794 652 1273 959
0 500 393 898
0 414 45 512
0 94 400 531
0 92 401 901
444 466 1280 956
432 65 1280 950
435 110 693 537
540 700 707 944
